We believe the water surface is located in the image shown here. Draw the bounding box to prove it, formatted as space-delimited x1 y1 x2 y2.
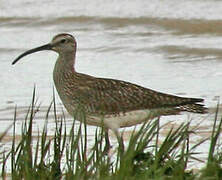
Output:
0 0 222 170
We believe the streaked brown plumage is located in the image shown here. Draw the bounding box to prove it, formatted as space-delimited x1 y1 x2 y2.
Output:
12 33 207 152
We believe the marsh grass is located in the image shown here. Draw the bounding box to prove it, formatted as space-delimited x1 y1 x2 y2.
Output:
0 89 222 179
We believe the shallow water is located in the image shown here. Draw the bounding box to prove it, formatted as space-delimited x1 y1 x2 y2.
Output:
1 0 222 171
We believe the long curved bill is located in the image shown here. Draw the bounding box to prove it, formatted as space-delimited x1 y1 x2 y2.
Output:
12 43 52 65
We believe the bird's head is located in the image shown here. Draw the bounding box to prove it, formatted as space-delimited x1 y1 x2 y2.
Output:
12 33 77 65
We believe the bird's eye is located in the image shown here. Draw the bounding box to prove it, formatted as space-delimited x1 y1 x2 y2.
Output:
60 39 66 43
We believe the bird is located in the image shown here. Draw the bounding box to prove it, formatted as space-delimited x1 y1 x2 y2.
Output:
12 33 207 153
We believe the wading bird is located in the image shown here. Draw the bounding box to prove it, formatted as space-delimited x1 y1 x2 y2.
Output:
12 33 207 153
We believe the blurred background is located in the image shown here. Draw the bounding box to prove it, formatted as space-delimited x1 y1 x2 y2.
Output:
1 0 222 169
1 0 222 111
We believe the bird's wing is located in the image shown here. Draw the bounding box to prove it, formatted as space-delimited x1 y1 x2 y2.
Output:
72 74 204 115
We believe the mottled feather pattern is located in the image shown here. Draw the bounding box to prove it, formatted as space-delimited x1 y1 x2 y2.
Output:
54 66 207 116
50 33 207 119
13 33 208 151
178 104 207 114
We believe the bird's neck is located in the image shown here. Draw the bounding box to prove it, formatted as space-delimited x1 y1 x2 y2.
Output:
54 52 76 73
53 52 76 87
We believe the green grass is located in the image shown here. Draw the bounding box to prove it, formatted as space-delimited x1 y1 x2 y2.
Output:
0 89 222 180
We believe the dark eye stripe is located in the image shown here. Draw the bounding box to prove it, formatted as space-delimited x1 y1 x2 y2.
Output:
61 39 66 43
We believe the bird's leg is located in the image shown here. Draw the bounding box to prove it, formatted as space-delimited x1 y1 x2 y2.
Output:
103 128 112 154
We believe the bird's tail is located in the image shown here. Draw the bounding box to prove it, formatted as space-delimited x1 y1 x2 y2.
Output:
178 103 208 114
